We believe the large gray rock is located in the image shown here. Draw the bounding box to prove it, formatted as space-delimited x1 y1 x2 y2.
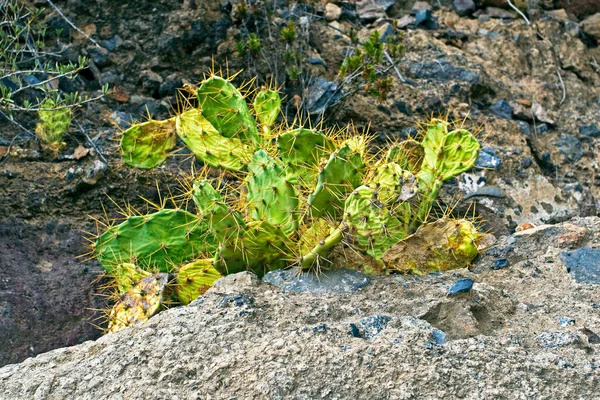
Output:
2 218 600 399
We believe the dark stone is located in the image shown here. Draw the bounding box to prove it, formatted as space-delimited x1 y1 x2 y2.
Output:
517 121 531 135
401 127 419 138
262 267 370 294
448 278 474 295
415 10 439 30
560 248 600 284
356 315 393 339
348 323 362 338
581 327 600 344
453 0 476 17
101 35 123 52
493 258 510 270
312 323 327 334
158 75 182 98
579 124 600 138
521 157 533 169
407 61 479 84
305 57 328 69
432 329 447 344
304 77 341 115
555 135 584 163
475 147 502 170
99 72 121 86
535 123 549 134
86 46 111 68
490 100 512 119
393 100 411 115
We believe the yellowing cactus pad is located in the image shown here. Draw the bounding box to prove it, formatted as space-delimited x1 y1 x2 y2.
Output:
107 273 168 333
176 259 222 305
382 218 480 274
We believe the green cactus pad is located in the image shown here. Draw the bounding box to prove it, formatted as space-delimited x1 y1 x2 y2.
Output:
214 220 291 277
245 149 299 236
95 209 213 273
176 109 253 171
385 139 424 173
308 142 365 218
176 259 222 305
254 89 281 132
277 128 334 186
382 218 480 274
197 76 259 143
107 273 168 333
367 162 417 205
298 219 344 270
343 185 408 259
120 118 177 169
35 98 72 151
111 262 151 294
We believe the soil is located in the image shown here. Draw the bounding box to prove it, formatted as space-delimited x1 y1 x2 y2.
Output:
0 0 599 387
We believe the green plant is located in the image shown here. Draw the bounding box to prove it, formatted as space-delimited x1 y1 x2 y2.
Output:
35 98 72 151
91 74 484 333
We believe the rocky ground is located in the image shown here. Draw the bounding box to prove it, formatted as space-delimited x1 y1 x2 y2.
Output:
1 218 599 399
1 0 600 395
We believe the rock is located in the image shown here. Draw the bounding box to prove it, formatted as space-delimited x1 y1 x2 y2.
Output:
325 3 342 21
101 35 123 51
463 185 506 200
158 74 182 98
579 124 600 138
304 77 341 115
356 0 387 22
485 7 515 19
397 15 416 29
560 248 600 284
407 60 479 84
581 327 600 344
111 111 134 129
490 99 513 119
82 160 108 186
140 70 163 97
581 13 600 41
431 329 447 344
453 0 476 16
86 46 111 68
536 330 581 348
474 147 502 170
207 271 261 295
448 278 474 295
415 10 439 30
358 23 395 43
510 101 555 124
554 135 583 163
355 315 393 339
493 258 510 270
411 1 432 14
262 267 371 293
558 317 575 327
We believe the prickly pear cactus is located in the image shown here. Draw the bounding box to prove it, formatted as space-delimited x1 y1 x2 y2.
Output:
35 98 72 151
95 72 485 334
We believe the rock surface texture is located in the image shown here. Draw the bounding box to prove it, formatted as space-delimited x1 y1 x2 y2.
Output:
1 218 599 399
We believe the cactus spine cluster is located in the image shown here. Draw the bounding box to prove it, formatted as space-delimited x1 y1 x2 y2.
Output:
91 73 484 333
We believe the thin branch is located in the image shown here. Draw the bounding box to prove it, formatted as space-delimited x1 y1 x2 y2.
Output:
10 68 83 96
556 68 566 106
46 0 100 48
75 120 108 165
384 50 406 83
507 0 530 25
4 93 106 112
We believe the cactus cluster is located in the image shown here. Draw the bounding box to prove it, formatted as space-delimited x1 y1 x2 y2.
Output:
91 73 485 333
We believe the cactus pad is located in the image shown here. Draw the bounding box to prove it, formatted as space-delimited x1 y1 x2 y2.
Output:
197 76 259 143
277 128 333 186
254 88 281 134
368 162 417 205
107 273 168 333
343 185 408 259
176 109 253 171
176 259 222 305
245 149 299 235
35 98 72 151
214 220 291 277
308 142 365 218
95 209 213 273
385 139 424 173
111 262 151 294
120 118 177 169
382 218 481 274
